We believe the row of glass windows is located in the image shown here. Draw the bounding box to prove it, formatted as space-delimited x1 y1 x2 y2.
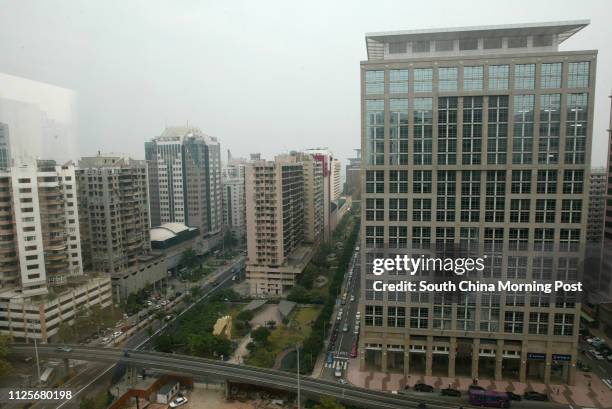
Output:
365 288 578 307
365 62 590 94
366 169 584 195
363 225 581 252
366 94 588 166
364 305 575 336
366 197 582 224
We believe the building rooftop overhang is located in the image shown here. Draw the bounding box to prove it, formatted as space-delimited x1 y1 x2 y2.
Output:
366 20 589 60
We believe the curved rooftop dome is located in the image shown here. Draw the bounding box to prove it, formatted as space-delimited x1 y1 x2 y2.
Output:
150 222 193 242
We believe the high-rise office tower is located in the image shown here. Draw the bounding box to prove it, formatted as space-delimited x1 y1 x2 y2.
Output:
344 149 361 199
245 155 312 296
360 21 594 385
145 127 222 237
222 157 247 240
0 123 10 170
76 153 151 274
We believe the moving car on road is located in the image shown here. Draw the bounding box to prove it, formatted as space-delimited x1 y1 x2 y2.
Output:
414 383 434 392
469 390 510 408
523 391 548 401
441 388 460 397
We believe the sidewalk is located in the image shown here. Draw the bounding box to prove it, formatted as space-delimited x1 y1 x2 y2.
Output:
346 358 612 409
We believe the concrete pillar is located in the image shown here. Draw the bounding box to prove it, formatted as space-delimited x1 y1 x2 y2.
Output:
425 336 433 376
448 337 456 378
519 345 527 383
359 344 366 371
404 337 410 376
381 344 388 372
495 340 503 381
471 339 480 380
568 354 576 386
225 380 230 399
544 352 552 385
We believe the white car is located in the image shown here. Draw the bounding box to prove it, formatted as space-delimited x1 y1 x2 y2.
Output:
113 331 122 338
586 337 602 345
343 324 349 332
101 337 110 344
589 350 605 360
169 397 188 408
350 295 355 302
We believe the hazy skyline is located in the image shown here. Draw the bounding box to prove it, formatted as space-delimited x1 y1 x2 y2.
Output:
0 0 610 166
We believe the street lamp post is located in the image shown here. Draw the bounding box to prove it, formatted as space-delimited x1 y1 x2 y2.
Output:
296 343 301 409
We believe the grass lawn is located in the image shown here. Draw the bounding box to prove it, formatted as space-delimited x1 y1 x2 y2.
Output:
246 305 322 368
262 306 322 353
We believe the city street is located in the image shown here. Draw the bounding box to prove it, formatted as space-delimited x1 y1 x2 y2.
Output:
321 245 361 382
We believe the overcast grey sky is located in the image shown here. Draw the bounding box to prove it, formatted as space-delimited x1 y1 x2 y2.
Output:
0 0 610 166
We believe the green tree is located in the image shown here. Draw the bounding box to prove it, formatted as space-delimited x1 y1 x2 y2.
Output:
223 231 238 248
180 249 199 270
251 326 270 345
0 335 12 379
57 322 74 343
236 309 254 322
314 396 345 409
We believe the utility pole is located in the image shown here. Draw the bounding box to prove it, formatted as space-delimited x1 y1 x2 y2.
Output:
296 343 301 409
34 337 41 387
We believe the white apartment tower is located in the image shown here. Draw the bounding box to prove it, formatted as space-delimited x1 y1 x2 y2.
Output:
222 158 247 240
1 160 82 296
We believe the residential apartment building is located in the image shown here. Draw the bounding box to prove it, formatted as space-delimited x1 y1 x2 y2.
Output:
222 157 247 240
245 155 313 296
331 157 342 202
0 123 10 170
587 167 606 243
145 127 222 237
0 160 83 295
77 153 151 274
360 21 595 385
296 153 324 244
345 149 361 200
0 160 111 342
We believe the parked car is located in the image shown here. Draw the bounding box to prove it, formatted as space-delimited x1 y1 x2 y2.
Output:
506 391 522 401
169 397 188 408
56 346 72 352
441 388 460 397
350 295 355 302
337 379 348 385
468 385 485 391
524 391 548 401
414 383 434 392
588 349 604 360
586 337 602 345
